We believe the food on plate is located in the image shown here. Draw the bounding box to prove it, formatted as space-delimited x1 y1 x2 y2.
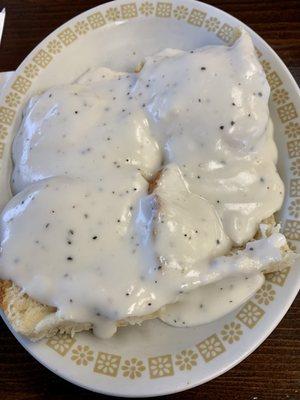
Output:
0 30 293 340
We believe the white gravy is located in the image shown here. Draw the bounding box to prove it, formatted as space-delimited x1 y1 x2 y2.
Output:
0 31 286 338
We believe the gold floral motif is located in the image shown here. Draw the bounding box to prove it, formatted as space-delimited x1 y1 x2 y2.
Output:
266 71 282 90
260 59 271 74
74 20 90 35
12 76 31 95
288 198 300 218
287 140 300 158
204 16 220 32
148 354 174 378
47 39 63 54
94 351 121 377
0 106 15 125
285 121 300 139
236 300 265 329
58 28 77 46
5 92 21 108
173 5 189 20
221 322 243 344
217 23 239 45
87 12 106 29
197 334 225 362
156 2 172 18
278 103 298 124
121 357 146 379
105 7 121 21
272 88 289 105
0 124 8 140
290 178 300 197
265 267 291 287
46 334 76 356
33 49 52 68
71 344 94 366
187 8 206 27
121 3 138 19
175 349 198 371
255 283 276 305
291 158 300 176
0 142 4 159
23 63 39 79
284 219 300 240
139 2 155 16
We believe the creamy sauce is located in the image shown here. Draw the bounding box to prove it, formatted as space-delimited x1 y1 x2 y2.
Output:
160 273 265 326
133 33 284 245
12 68 161 192
0 31 286 338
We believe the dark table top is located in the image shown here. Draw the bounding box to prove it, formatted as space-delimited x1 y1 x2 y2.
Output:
0 1 299 399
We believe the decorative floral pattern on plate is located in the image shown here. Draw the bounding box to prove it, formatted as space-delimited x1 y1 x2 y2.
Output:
175 349 198 370
0 106 15 125
197 334 225 362
93 351 121 377
187 8 206 26
74 21 90 35
173 5 189 20
266 71 282 90
204 16 220 32
23 63 39 79
272 88 289 105
217 23 239 44
87 12 106 29
284 219 300 240
12 76 31 95
285 121 300 139
71 344 94 366
278 103 298 124
47 39 63 55
139 2 155 16
121 357 146 379
5 92 21 108
265 267 291 287
291 158 300 176
287 140 300 158
255 283 276 305
290 178 300 197
260 59 271 74
121 3 138 19
221 322 243 344
58 28 77 46
46 334 76 356
0 124 8 140
288 198 300 218
105 7 121 21
148 355 174 378
156 2 172 18
236 301 265 329
33 49 52 68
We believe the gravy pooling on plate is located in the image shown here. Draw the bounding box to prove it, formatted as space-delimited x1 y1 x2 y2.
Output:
0 31 286 338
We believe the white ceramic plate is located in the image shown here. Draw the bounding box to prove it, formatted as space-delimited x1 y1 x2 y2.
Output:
0 1 299 397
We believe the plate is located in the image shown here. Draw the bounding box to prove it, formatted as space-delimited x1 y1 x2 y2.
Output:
0 0 299 397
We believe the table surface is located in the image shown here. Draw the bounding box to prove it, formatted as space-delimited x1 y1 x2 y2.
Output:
0 1 299 399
